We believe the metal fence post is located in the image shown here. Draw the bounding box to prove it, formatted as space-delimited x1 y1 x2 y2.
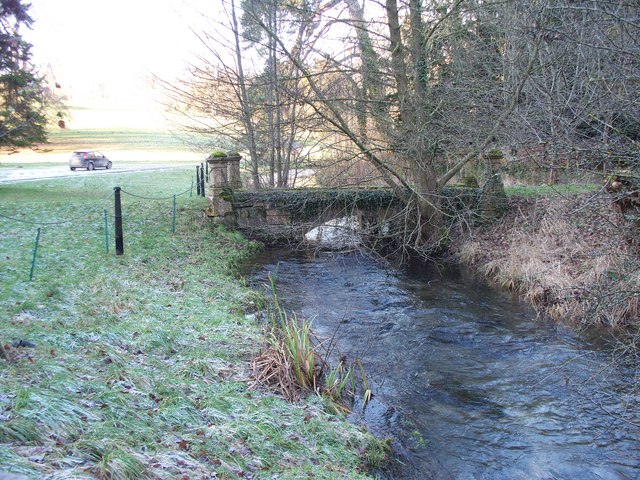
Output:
114 187 124 256
29 227 41 281
172 195 177 233
200 164 205 197
196 166 201 196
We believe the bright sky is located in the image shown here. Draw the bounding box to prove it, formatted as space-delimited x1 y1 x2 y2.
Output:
24 0 216 109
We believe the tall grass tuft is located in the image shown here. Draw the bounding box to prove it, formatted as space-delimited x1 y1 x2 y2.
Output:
93 447 147 480
279 313 318 391
0 418 42 444
252 281 356 411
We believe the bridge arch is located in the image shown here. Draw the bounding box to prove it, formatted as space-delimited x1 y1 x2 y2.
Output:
204 152 504 246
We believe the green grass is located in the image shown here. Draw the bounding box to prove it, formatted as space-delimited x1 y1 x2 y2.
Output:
0 170 374 479
0 163 56 169
48 128 195 152
505 182 600 197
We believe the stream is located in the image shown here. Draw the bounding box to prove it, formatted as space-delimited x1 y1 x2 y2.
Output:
248 249 640 479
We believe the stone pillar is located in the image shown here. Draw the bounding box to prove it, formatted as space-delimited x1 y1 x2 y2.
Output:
206 154 233 219
478 150 508 222
211 159 228 191
227 153 243 190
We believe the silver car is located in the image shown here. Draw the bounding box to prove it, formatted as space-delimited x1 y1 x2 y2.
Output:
69 151 112 171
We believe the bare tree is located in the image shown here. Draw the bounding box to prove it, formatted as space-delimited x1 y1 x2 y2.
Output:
164 0 638 257
158 0 332 189
511 0 640 181
243 0 543 254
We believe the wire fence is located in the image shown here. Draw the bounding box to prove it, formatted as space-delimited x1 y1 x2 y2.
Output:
0 190 113 225
0 177 199 282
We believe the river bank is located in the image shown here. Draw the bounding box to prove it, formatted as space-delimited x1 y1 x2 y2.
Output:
451 190 639 329
0 171 381 479
3 171 637 479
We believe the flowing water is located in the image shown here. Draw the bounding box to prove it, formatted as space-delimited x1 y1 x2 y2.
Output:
248 249 640 479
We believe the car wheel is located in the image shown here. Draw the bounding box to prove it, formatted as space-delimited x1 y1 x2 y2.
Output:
106 161 112 169
70 167 76 171
87 162 95 171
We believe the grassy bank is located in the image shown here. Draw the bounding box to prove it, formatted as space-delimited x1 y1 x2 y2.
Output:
453 188 639 329
0 170 376 479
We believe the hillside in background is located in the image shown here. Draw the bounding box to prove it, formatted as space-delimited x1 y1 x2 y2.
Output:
2 104 205 165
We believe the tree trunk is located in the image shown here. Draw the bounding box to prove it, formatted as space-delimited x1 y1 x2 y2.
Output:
231 0 261 189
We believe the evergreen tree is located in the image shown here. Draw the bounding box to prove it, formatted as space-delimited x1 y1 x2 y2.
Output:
0 0 47 148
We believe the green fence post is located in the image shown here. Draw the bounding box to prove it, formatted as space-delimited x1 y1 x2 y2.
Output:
104 209 109 254
29 227 41 281
172 195 177 233
190 177 194 198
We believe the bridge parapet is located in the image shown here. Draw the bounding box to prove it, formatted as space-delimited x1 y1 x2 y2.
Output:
233 188 402 242
231 187 481 243
203 159 503 244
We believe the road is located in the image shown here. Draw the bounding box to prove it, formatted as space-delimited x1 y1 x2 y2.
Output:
0 163 194 184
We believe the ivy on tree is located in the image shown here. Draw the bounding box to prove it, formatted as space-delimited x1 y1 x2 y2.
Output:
0 0 47 148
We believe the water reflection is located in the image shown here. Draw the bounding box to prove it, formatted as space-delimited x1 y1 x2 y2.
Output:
249 249 640 479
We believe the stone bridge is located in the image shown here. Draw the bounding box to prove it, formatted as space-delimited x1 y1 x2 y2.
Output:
204 153 505 245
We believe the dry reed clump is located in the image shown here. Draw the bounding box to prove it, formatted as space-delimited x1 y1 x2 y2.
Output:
457 194 640 328
252 341 302 401
250 276 356 410
250 298 355 412
251 320 319 402
481 211 581 316
456 240 482 265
